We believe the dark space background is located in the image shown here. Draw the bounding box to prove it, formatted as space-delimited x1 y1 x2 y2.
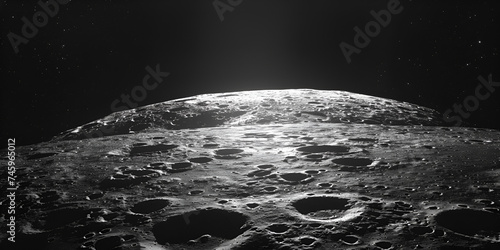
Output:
1 0 499 147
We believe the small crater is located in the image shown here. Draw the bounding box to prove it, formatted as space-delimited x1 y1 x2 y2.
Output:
215 148 244 155
301 136 314 140
131 199 170 214
267 224 290 233
203 143 219 148
300 236 317 245
167 162 193 173
246 203 259 208
304 154 324 161
83 232 96 240
152 208 249 244
340 235 362 245
374 241 393 249
477 186 494 192
214 148 244 159
248 170 272 178
189 190 204 195
280 173 312 184
317 183 332 188
87 192 104 200
94 236 123 250
292 196 351 219
332 158 373 166
475 199 495 206
297 145 350 154
125 214 151 225
305 170 322 175
147 162 166 169
263 186 278 192
27 152 57 160
257 164 274 169
188 157 213 163
435 209 500 241
130 144 177 156
410 226 434 235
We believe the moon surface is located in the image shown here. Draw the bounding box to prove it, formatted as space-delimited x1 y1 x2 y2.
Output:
1 89 499 249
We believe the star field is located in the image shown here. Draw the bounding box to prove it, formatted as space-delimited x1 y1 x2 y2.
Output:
1 0 499 146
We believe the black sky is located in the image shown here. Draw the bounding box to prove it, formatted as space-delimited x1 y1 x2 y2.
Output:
1 0 499 147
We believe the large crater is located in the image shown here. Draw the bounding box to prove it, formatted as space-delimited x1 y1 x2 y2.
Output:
152 208 250 244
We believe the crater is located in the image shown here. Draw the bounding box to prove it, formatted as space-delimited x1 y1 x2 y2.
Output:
131 199 170 214
152 208 249 244
27 152 58 160
94 236 124 250
168 162 193 173
410 226 434 235
332 158 373 166
293 196 350 215
248 170 273 178
246 203 259 208
297 145 350 154
189 190 204 195
215 148 244 155
130 144 177 156
291 196 359 221
374 240 393 249
188 157 213 163
267 224 290 233
435 209 500 241
341 235 362 245
279 173 313 184
263 186 278 192
257 164 274 169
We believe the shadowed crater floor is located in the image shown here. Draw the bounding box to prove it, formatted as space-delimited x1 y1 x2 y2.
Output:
152 208 249 244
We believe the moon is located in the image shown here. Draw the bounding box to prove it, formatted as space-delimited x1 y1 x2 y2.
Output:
1 89 499 249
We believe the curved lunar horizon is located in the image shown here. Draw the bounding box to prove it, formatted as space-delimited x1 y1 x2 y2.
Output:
56 89 447 142
1 89 499 249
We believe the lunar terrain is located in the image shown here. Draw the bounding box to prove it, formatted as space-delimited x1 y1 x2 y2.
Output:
1 89 499 250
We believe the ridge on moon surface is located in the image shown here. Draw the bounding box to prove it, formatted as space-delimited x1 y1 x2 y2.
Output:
1 89 500 250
